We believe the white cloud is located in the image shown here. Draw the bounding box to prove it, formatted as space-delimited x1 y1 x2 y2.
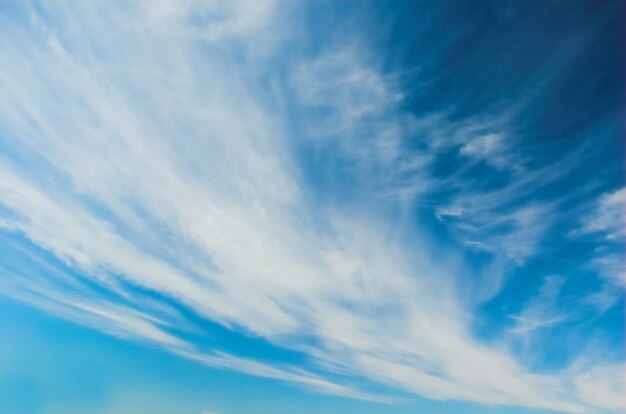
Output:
578 188 626 241
510 275 567 335
292 47 405 169
439 197 555 265
572 188 626 311
433 121 597 272
460 133 512 170
569 362 626 412
0 2 622 414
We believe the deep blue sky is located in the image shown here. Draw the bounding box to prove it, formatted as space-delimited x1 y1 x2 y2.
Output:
0 1 624 413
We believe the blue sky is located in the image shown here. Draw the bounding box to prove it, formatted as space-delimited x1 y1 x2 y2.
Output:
0 1 623 413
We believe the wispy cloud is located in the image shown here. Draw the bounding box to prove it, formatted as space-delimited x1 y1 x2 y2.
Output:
0 2 622 414
510 275 568 335
571 187 626 311
459 133 514 171
576 188 626 241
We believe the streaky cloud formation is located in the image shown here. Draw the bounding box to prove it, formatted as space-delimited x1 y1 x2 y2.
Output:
0 1 623 413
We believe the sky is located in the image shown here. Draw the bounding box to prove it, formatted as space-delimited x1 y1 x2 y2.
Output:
0 1 624 414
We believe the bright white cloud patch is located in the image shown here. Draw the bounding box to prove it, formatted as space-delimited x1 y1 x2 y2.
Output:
0 2 622 414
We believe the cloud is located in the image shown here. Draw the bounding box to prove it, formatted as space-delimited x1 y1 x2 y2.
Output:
589 253 626 288
510 275 568 335
459 133 512 170
437 195 556 265
291 47 407 173
0 2 622 414
571 188 626 311
568 362 626 412
577 188 626 241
